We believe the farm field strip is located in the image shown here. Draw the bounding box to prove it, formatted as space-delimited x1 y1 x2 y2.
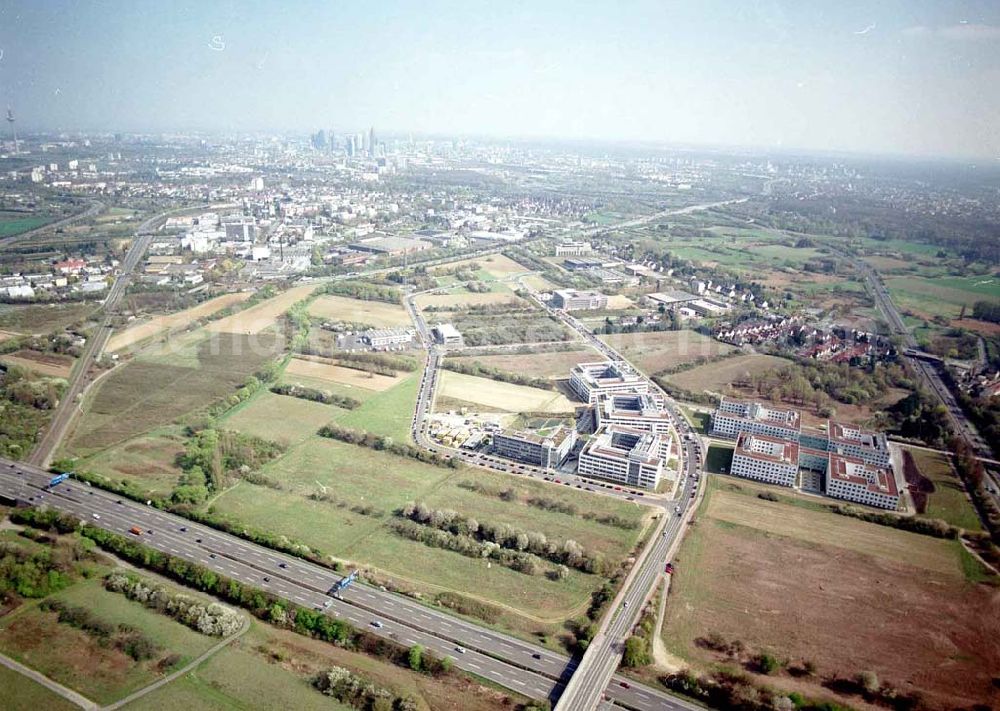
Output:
436 370 577 413
108 292 251 352
206 284 317 334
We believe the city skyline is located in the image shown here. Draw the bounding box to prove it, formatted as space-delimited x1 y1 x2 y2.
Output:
0 0 999 159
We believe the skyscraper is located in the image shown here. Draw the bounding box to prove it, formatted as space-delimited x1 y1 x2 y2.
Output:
368 127 375 156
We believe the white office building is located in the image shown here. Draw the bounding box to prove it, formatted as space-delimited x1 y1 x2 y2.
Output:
730 433 799 487
493 426 577 469
825 454 900 510
551 289 608 312
432 323 463 347
569 361 648 404
596 393 673 435
711 398 801 442
577 425 667 490
363 328 414 348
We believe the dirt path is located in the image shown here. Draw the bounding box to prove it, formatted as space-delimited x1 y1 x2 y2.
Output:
102 617 250 710
0 650 98 709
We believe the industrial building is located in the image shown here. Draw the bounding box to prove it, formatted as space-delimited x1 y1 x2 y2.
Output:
569 361 648 404
492 426 577 469
730 433 800 487
551 289 608 311
555 241 593 256
577 425 667 490
595 393 673 434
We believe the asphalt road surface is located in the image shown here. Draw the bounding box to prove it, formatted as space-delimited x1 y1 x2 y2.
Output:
0 459 697 711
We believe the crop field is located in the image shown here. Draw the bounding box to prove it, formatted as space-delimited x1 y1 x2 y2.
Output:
206 284 317 334
598 330 735 375
447 346 601 379
306 294 411 326
224 391 337 446
662 478 1000 710
665 354 790 393
208 437 648 628
415 291 524 310
0 579 217 705
885 275 1000 320
437 370 577 413
332 373 420 442
0 302 97 335
64 332 281 456
74 430 186 497
0 215 52 236
108 292 251 352
0 350 74 378
905 447 983 531
0 664 78 711
286 355 406 391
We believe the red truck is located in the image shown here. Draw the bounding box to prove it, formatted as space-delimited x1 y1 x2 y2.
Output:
129 526 143 536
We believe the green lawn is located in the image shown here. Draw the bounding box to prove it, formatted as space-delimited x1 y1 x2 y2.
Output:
886 275 999 319
0 664 79 711
704 444 734 474
0 302 97 335
223 390 340 447
332 372 420 443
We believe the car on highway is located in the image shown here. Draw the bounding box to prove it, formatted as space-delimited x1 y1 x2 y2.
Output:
619 681 631 689
278 562 288 569
372 620 384 629
263 576 270 582
455 646 466 654
91 513 100 520
129 526 142 535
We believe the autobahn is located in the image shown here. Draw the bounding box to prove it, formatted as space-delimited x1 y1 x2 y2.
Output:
0 459 697 710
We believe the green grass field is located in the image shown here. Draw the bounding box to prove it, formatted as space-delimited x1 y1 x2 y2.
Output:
907 447 983 531
0 302 98 335
886 275 1000 319
597 330 734 376
224 390 340 447
0 579 217 705
332 373 421 442
0 664 79 711
0 216 52 237
64 332 281 456
666 354 790 393
74 429 187 499
207 436 649 627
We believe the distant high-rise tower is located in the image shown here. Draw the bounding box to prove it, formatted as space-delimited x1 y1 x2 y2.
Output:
6 108 18 155
368 127 375 156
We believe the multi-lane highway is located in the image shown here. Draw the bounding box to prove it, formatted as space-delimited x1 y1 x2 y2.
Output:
0 458 697 710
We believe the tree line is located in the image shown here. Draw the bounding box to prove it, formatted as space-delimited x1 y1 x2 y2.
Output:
397 501 607 576
271 383 361 409
318 423 459 469
441 360 554 390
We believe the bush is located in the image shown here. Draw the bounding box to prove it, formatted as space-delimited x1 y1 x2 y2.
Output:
318 424 458 469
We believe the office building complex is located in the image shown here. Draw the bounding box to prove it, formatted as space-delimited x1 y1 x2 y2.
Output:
432 323 463 347
569 361 647 404
730 433 799 487
596 393 672 434
551 289 608 311
826 454 900 510
711 398 801 441
578 425 667 490
493 426 577 469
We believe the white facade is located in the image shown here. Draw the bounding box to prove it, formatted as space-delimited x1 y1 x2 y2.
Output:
730 433 799 487
711 398 801 442
825 454 899 510
569 361 648 404
577 425 667 490
596 393 673 435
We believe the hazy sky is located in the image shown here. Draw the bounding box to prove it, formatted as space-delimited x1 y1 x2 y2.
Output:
1 0 999 158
